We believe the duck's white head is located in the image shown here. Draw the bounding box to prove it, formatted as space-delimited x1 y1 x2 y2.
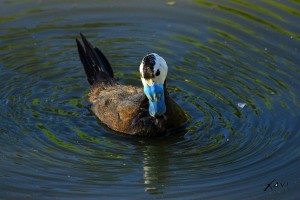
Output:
139 53 168 117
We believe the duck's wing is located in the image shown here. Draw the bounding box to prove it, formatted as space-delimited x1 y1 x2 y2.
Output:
89 85 142 132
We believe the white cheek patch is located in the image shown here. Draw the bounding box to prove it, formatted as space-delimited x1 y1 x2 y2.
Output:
153 55 168 85
153 71 166 84
139 62 144 76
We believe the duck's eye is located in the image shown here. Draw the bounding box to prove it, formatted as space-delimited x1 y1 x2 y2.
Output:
155 69 160 76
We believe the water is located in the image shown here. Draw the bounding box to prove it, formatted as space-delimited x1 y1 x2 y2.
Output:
1 0 300 199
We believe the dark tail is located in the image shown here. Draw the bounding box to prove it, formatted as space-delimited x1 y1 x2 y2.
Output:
76 33 114 85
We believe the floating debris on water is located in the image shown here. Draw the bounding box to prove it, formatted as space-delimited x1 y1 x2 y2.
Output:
237 103 247 108
145 187 157 192
167 1 176 6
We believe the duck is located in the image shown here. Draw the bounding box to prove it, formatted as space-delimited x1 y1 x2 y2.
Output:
76 33 187 136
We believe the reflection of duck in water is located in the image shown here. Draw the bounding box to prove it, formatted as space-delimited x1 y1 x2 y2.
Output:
142 145 169 192
76 33 187 136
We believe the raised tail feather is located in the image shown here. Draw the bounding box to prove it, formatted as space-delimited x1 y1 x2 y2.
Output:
76 33 114 85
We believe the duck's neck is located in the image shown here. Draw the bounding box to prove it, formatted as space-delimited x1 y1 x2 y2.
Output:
163 80 169 99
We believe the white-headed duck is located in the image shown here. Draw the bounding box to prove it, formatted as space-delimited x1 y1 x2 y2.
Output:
76 33 187 136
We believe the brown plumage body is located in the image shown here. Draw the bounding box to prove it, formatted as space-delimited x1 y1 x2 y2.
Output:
76 34 187 137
